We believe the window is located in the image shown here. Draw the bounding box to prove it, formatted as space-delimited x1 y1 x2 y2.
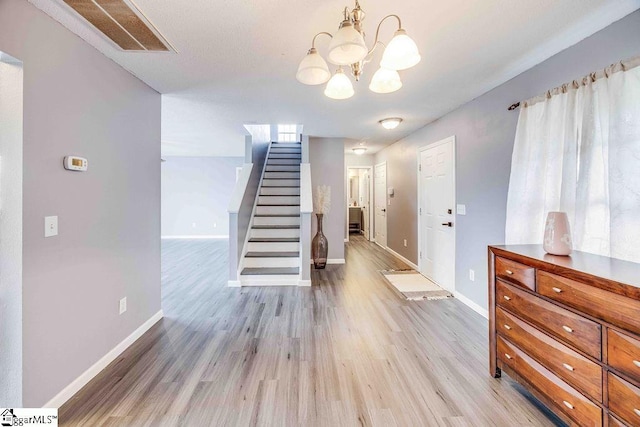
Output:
277 124 298 143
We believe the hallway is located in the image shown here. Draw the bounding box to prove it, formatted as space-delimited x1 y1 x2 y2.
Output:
59 236 559 426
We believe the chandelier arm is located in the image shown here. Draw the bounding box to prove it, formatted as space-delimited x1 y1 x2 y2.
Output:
311 32 334 49
372 15 402 47
364 40 386 62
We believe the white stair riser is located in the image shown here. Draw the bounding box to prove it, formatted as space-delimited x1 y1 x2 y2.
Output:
270 149 301 154
261 187 299 196
253 216 300 226
247 241 299 252
239 275 299 286
256 205 299 215
251 228 300 239
268 159 300 165
271 144 301 148
264 172 300 179
243 257 299 268
262 179 300 187
266 165 300 172
258 196 300 205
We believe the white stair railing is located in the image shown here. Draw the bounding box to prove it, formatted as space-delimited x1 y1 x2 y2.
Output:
299 162 312 286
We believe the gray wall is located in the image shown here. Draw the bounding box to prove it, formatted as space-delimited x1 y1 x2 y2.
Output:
162 156 243 237
375 10 640 311
0 0 161 406
310 138 345 261
0 57 23 407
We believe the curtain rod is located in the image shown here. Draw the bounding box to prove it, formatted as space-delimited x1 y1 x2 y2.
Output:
507 55 640 111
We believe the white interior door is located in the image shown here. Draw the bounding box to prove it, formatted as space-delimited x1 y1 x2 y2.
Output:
419 138 455 292
374 163 387 247
362 171 370 240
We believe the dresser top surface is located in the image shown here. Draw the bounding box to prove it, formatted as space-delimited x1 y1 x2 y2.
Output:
490 244 640 289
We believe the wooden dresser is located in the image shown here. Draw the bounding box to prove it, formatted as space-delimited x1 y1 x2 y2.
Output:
488 245 640 427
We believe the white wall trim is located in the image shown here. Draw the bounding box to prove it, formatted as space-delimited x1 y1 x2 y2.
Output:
454 291 488 319
161 235 229 239
298 279 312 287
309 259 346 265
227 280 241 287
385 246 419 271
43 310 164 408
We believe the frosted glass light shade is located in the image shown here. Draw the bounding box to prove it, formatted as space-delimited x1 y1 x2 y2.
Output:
327 21 368 65
324 68 354 100
369 67 402 93
296 48 331 85
379 118 402 129
352 147 367 155
380 29 421 71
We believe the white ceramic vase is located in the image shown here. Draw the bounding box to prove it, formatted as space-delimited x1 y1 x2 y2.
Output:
543 212 572 256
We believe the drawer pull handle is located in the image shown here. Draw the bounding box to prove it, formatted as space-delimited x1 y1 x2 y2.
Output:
552 287 563 293
563 363 574 372
505 269 514 275
562 325 573 333
634 408 640 417
503 324 512 330
633 360 640 368
504 353 512 360
503 296 511 301
563 401 574 410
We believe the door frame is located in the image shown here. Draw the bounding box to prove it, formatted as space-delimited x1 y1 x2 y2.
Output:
417 136 456 290
345 166 374 242
374 161 387 248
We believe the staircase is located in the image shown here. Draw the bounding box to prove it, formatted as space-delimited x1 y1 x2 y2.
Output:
240 142 302 285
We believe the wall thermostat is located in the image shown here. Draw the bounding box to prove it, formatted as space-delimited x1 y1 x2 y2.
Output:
63 156 88 172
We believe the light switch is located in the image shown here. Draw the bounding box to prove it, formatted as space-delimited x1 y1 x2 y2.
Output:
456 204 466 215
44 216 58 237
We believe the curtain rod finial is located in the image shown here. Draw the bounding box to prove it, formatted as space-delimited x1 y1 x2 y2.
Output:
508 102 521 111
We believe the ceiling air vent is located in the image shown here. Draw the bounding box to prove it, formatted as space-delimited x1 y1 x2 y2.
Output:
63 0 174 52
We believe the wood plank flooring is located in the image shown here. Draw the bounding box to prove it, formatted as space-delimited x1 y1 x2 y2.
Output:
59 236 562 426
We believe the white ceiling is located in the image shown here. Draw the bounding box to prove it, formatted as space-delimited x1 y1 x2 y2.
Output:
30 0 640 156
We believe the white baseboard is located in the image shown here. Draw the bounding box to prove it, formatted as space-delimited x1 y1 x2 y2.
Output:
298 280 312 287
161 235 229 239
43 310 164 408
227 280 241 287
385 247 419 271
454 291 488 319
309 259 346 265
344 238 349 242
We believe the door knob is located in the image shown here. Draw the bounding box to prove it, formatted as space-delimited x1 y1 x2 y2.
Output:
382 209 386 212
441 222 453 227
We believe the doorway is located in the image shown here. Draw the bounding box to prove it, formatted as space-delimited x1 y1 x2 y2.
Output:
346 167 373 241
418 136 456 292
374 162 387 248
0 50 24 406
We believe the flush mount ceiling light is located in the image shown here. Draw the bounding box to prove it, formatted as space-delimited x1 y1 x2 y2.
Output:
379 117 403 129
352 147 368 155
296 0 421 100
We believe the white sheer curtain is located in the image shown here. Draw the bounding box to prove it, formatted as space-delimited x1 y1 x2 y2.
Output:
506 57 640 263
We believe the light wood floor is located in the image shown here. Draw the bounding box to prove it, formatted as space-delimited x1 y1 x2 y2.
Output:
60 236 562 426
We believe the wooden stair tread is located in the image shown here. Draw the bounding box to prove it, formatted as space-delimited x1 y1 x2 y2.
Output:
241 267 300 276
245 252 299 258
254 214 299 218
252 225 299 229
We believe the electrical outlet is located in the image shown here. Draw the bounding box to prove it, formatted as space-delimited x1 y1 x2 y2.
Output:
457 204 466 215
403 239 407 247
469 269 475 281
192 222 197 228
119 297 127 315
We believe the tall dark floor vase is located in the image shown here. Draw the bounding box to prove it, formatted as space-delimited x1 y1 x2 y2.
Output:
312 213 328 269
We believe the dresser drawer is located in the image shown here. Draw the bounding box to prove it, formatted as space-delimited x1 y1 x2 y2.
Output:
495 256 535 291
538 271 640 335
496 308 603 402
608 373 640 426
607 414 629 427
497 335 518 370
496 280 601 359
501 337 602 426
608 329 640 382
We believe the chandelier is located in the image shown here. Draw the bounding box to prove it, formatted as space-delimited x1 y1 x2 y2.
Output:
296 0 421 100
